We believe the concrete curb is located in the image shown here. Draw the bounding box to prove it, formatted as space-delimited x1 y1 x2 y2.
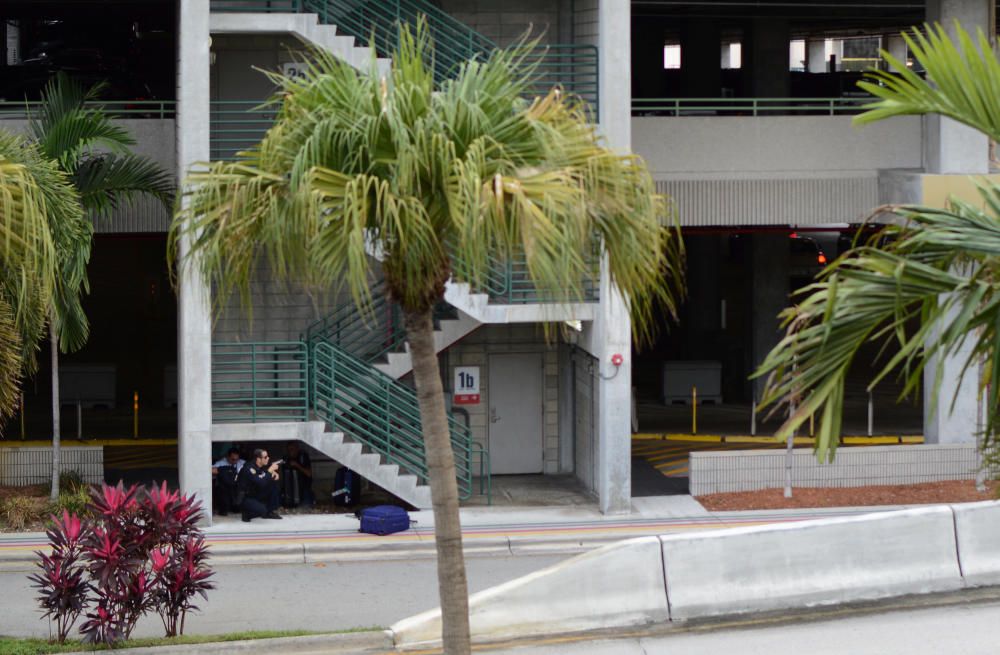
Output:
389 501 1000 648
58 631 391 655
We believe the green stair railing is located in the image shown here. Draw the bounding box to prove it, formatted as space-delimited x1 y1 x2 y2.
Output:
312 340 479 500
304 280 405 365
209 0 599 111
211 341 310 422
210 100 278 161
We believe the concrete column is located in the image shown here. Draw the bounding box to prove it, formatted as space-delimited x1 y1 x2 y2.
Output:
592 0 632 514
751 235 789 402
922 0 992 444
886 34 908 63
806 39 827 73
744 18 791 97
177 0 214 514
680 19 722 97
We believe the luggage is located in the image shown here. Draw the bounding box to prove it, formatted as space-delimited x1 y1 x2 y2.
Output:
332 467 361 506
358 505 412 535
280 464 301 508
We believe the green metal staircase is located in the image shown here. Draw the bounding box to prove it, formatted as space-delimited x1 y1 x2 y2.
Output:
209 0 598 110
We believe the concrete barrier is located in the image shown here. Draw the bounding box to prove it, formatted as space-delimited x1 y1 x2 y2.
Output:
661 506 963 619
390 536 668 646
952 500 1000 587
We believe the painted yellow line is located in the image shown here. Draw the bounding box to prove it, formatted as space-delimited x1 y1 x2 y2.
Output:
663 435 725 442
0 439 177 448
901 436 925 444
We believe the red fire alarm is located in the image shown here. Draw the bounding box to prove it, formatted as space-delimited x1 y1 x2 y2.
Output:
611 353 624 367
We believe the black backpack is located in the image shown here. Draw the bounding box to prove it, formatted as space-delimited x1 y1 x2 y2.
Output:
332 467 361 506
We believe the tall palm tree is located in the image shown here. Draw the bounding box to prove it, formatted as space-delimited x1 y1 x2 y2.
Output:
171 24 683 654
0 134 73 432
24 74 173 499
756 23 1000 463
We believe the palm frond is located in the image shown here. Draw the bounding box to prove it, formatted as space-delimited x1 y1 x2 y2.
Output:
855 22 1000 143
73 152 174 219
757 186 1000 459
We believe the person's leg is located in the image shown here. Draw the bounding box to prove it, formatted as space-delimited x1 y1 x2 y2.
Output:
241 497 266 522
267 482 281 513
219 480 238 514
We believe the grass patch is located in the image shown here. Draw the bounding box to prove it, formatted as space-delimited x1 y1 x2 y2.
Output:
0 628 382 655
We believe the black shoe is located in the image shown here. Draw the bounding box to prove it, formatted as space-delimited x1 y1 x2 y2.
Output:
241 512 251 523
264 512 283 520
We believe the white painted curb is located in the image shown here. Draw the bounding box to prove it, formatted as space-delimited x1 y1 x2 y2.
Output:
660 505 963 619
952 500 1000 586
390 536 668 646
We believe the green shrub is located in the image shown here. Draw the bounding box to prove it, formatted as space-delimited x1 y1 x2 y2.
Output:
48 485 91 518
1 495 45 530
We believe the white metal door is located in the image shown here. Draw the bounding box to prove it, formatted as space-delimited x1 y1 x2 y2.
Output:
488 353 544 474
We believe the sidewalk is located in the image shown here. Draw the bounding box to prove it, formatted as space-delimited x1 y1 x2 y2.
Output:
0 495 919 569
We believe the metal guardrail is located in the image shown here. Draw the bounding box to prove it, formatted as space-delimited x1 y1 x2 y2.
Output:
211 341 310 423
312 341 478 500
471 251 601 304
209 100 277 161
0 100 176 120
631 97 873 117
210 0 599 111
304 280 405 365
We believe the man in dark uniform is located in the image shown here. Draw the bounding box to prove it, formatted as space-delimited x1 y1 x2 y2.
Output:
237 448 283 522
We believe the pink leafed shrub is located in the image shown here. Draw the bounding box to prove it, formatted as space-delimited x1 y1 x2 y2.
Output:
30 482 215 645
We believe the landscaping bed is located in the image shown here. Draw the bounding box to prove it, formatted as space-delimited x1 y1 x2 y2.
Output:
696 480 999 511
0 630 327 655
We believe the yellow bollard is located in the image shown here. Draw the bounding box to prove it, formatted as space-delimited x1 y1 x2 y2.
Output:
133 391 139 439
809 412 815 437
691 386 698 435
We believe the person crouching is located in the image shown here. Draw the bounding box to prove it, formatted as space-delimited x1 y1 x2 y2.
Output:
238 448 283 522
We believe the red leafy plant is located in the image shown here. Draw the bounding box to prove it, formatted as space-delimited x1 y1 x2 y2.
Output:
28 511 90 644
30 482 214 645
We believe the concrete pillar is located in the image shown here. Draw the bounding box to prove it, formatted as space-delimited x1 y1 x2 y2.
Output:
751 235 789 402
177 0 214 514
590 0 632 514
886 34 908 63
744 18 791 97
922 0 993 444
680 19 722 97
630 16 666 98
806 39 827 73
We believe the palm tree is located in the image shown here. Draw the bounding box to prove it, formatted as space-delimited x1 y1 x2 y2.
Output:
171 24 683 654
23 74 173 499
756 23 1000 463
0 134 74 432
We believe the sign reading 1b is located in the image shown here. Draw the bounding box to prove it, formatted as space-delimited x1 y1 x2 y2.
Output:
453 366 481 405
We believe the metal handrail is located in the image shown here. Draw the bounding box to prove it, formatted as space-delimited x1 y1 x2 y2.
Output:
632 96 874 117
211 341 310 422
0 100 176 120
312 340 478 500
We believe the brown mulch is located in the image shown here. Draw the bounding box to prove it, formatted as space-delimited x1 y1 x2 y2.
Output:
697 480 1000 511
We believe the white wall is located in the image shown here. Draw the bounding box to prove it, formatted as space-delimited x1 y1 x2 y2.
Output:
633 115 922 178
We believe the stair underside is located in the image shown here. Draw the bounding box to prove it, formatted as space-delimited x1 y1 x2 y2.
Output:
212 421 432 508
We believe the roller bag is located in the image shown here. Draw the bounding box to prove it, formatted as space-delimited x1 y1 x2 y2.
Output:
358 505 411 535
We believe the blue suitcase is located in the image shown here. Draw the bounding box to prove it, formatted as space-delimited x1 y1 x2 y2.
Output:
358 505 412 535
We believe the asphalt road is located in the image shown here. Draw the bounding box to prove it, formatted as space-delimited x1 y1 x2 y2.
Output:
0 554 568 640
479 599 1000 655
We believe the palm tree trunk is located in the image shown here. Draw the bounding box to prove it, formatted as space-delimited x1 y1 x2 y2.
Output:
404 306 470 655
50 319 61 502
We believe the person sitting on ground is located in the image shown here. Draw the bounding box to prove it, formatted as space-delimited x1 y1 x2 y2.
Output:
211 447 245 516
281 441 314 508
237 449 283 522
